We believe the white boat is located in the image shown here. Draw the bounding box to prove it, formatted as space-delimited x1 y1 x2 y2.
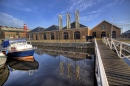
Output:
1 39 35 58
0 52 7 66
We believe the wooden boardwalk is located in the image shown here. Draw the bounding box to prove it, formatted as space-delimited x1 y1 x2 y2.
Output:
97 40 130 86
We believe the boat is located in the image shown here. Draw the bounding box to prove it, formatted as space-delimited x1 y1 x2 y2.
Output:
1 39 35 58
0 52 7 66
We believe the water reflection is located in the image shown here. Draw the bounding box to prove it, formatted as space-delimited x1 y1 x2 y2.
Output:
3 48 94 86
36 48 93 59
7 57 39 75
0 64 9 86
59 56 81 80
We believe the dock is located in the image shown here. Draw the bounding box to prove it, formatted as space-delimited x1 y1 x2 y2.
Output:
95 39 130 86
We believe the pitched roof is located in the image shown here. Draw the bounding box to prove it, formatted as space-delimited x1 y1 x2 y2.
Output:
91 20 121 30
123 30 130 34
63 21 87 29
28 27 45 33
44 25 59 31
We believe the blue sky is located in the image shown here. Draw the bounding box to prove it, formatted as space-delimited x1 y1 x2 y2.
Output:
0 0 130 32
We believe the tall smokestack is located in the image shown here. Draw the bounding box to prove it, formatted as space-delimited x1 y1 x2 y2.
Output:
23 24 27 30
75 11 79 28
66 13 71 29
58 14 62 30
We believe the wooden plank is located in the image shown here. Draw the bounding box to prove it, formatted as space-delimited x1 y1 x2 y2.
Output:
97 40 130 86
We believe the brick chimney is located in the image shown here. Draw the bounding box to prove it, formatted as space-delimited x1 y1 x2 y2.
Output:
75 11 79 28
58 15 62 30
66 13 71 29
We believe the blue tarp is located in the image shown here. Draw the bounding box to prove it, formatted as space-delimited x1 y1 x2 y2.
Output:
2 40 9 48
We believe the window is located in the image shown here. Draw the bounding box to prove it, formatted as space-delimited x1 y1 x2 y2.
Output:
101 24 106 29
92 32 96 38
44 33 47 40
112 31 116 38
74 31 80 39
51 33 54 40
36 34 38 40
31 34 33 39
64 32 68 39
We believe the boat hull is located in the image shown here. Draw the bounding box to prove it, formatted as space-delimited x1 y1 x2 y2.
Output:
7 49 35 58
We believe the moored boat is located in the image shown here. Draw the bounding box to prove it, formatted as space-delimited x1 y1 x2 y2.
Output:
1 39 35 58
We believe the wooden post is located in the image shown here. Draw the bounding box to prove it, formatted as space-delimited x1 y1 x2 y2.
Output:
120 43 122 58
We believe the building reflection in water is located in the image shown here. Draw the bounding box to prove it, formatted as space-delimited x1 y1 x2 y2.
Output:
59 52 82 81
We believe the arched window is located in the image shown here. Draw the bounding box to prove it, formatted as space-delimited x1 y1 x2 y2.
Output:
51 33 54 40
64 32 68 39
74 31 80 39
92 32 96 38
112 31 116 38
101 24 106 29
101 32 106 38
36 34 38 40
44 33 46 40
31 34 33 40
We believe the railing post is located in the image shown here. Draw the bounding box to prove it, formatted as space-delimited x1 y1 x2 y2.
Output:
105 37 107 45
120 42 122 58
110 38 112 49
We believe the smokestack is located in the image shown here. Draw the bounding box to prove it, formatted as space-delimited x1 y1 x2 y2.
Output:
58 15 62 30
23 24 27 30
75 11 79 28
66 13 71 29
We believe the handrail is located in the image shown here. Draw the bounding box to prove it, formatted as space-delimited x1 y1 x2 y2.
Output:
94 38 109 86
102 37 130 59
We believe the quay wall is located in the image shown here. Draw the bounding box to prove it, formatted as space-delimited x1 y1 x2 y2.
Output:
31 42 94 49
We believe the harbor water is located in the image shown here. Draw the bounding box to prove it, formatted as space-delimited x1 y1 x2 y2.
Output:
1 48 95 86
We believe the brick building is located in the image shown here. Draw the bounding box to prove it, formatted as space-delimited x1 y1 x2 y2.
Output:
0 26 30 39
27 11 121 42
90 20 121 38
27 22 90 42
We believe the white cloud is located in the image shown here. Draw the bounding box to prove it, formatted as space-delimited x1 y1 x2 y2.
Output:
60 0 96 14
0 12 24 28
24 8 32 12
80 0 125 22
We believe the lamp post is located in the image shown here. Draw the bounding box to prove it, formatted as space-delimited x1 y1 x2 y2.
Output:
111 16 113 49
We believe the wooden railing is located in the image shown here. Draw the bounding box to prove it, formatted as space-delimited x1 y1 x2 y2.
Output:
102 37 130 59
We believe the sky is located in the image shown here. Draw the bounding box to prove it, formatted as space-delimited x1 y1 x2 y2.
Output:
0 0 130 32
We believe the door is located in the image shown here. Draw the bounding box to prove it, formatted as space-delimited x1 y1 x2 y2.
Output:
101 32 106 38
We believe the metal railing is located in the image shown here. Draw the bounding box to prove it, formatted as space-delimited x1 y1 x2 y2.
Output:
102 37 130 59
94 38 109 86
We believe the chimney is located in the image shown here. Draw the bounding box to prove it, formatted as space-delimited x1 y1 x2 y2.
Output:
58 15 62 30
23 24 27 30
75 11 79 28
66 13 71 29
